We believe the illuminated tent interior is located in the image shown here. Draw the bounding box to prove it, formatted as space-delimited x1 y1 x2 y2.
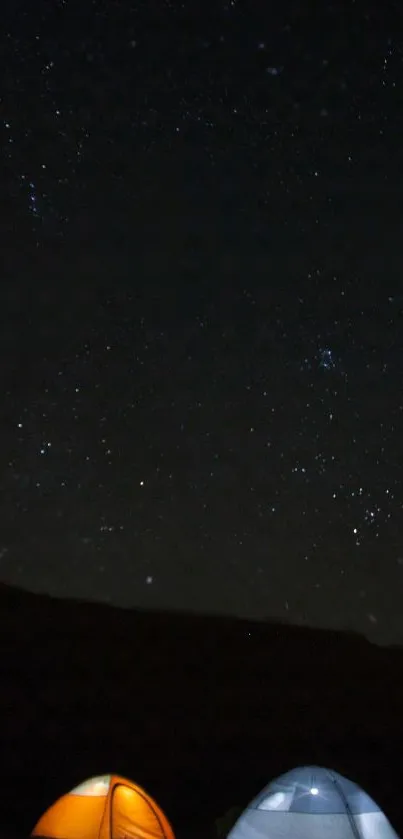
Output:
31 775 175 839
227 765 399 839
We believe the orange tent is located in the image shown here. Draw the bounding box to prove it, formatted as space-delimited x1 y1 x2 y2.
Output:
31 775 175 839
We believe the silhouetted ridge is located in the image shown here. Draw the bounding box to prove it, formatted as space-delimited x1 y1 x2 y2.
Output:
0 580 377 645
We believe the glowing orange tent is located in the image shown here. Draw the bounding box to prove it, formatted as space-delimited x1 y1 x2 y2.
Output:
31 775 175 839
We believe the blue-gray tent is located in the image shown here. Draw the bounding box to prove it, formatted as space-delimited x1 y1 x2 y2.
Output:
227 765 399 839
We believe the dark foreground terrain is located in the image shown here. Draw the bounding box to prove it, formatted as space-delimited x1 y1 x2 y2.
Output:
0 583 402 839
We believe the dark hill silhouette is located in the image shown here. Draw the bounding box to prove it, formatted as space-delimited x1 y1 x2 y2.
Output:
0 582 402 839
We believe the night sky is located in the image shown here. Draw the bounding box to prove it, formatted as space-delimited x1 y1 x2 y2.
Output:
1 0 403 646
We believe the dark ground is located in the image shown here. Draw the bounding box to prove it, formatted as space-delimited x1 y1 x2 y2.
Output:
0 582 402 839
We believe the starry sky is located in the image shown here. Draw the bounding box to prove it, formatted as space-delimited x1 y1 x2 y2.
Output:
1 0 403 646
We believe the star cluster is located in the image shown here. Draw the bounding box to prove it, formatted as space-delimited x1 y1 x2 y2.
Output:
1 0 403 645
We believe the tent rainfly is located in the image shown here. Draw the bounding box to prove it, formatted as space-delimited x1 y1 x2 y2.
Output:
31 775 175 839
227 765 399 839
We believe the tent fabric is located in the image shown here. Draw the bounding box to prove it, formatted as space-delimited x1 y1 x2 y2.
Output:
227 765 399 839
32 775 175 839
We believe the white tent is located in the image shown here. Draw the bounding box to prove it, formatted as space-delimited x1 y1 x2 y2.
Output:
227 765 399 839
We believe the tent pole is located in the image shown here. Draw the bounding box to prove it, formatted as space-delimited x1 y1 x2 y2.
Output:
328 771 362 839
